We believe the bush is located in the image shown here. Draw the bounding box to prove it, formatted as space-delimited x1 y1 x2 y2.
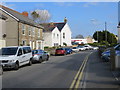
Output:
63 42 67 46
44 46 49 49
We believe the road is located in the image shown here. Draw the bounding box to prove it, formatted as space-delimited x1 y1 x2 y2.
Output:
2 50 119 89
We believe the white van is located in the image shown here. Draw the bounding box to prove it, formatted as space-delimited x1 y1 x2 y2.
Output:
0 46 32 70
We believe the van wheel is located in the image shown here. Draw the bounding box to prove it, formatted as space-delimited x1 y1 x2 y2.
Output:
28 59 32 66
14 62 19 70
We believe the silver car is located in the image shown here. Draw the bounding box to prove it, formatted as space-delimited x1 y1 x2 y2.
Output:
32 50 49 63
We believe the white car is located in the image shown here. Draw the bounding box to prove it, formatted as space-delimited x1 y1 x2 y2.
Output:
93 47 99 50
84 45 93 50
0 46 33 70
78 46 86 51
72 47 79 52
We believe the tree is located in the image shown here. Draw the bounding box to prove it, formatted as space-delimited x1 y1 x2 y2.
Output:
30 9 51 23
75 34 84 39
93 30 117 45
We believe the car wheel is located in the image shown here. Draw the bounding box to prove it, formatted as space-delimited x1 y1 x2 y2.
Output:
39 57 42 63
14 62 19 70
46 55 49 61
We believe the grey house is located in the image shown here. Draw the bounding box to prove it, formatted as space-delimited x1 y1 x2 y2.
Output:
0 5 44 49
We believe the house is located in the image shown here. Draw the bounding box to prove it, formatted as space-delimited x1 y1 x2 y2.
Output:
71 36 97 45
118 23 120 43
0 5 44 49
43 23 60 47
42 18 72 47
71 39 87 45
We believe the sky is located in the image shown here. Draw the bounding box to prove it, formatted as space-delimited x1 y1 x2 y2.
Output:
3 2 118 38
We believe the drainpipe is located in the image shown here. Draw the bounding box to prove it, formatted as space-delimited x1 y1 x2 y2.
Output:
18 22 19 46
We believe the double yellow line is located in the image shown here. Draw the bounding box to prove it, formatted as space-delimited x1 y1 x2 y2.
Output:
69 52 92 90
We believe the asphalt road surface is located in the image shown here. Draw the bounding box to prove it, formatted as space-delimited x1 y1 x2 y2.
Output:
2 50 119 89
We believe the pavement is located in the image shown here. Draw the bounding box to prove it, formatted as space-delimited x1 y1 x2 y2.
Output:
1 50 120 90
80 51 120 89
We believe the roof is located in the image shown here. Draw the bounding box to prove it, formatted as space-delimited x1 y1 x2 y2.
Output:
0 5 43 29
41 23 56 32
0 13 7 20
54 22 66 31
41 22 66 32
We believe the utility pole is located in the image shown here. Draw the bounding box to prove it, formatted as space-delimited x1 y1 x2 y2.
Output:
105 22 107 42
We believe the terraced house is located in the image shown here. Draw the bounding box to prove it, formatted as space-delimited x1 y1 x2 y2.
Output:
0 5 44 49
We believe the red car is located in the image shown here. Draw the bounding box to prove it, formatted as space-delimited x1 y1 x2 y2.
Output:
55 48 66 55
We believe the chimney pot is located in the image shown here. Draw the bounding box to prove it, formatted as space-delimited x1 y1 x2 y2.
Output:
22 11 28 17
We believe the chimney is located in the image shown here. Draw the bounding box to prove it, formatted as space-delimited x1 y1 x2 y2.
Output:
22 11 28 17
64 17 67 23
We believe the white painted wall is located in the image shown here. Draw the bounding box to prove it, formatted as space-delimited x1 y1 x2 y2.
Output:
51 27 60 46
60 23 72 46
118 28 120 43
0 19 6 48
43 32 52 47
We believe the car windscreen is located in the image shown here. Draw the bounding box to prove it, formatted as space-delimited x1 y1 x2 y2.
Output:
73 47 77 49
0 47 18 55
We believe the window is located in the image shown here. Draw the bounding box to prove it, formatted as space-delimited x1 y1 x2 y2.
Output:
28 26 31 36
54 43 58 46
23 47 31 54
63 33 65 39
38 29 40 37
57 34 59 39
0 47 18 55
32 27 35 37
18 48 22 56
22 24 26 35
22 40 26 46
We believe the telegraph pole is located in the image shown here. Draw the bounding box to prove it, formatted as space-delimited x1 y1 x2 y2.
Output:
105 22 107 42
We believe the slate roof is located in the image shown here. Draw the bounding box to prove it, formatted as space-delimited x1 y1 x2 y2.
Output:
0 5 43 28
0 13 7 20
41 22 66 32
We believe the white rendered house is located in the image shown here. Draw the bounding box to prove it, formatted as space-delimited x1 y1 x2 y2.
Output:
42 18 72 47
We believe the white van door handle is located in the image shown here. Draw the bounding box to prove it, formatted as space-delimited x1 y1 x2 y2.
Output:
22 56 25 58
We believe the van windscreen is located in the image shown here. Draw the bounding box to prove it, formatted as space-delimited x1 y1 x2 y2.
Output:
0 47 18 55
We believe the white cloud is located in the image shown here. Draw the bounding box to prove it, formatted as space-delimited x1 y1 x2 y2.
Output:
83 2 98 7
54 2 74 7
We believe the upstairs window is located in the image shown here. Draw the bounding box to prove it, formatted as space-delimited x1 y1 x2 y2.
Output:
57 34 59 39
28 26 31 36
63 33 65 39
22 24 26 35
38 29 40 37
32 27 35 37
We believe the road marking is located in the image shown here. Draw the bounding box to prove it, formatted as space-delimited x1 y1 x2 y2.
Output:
69 52 92 90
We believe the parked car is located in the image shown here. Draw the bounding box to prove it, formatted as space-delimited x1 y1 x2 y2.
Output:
0 65 3 75
72 47 79 52
0 46 32 70
77 46 86 51
65 48 73 54
101 44 120 61
92 47 99 50
32 49 49 63
55 48 66 55
84 45 90 50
